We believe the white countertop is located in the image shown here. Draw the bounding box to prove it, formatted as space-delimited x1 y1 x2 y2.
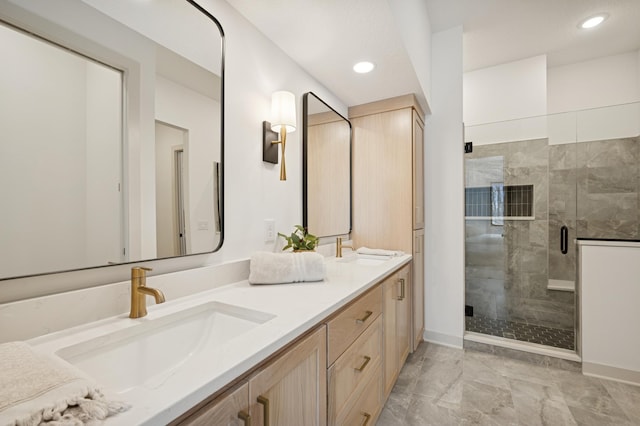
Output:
27 254 411 425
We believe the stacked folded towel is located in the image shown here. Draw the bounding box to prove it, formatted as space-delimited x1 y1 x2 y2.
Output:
249 251 326 285
0 341 129 426
356 247 405 257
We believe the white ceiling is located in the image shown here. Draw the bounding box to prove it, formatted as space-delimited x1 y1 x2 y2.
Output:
225 0 640 109
429 0 640 71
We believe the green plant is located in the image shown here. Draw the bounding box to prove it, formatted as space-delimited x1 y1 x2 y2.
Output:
278 225 318 251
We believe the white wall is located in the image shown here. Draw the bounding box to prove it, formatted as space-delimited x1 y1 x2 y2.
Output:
548 51 640 114
465 51 640 145
547 51 640 144
424 26 465 348
387 0 432 111
580 241 640 384
0 0 348 302
208 0 346 261
463 55 547 126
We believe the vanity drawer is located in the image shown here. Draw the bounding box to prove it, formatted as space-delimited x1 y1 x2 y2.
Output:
337 362 383 426
327 285 382 365
328 315 382 424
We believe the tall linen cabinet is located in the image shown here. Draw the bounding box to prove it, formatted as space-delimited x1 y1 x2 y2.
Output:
349 94 425 354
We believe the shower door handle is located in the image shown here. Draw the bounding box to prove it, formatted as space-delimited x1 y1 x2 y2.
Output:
560 226 568 255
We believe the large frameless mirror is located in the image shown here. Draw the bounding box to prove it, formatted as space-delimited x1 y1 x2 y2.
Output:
0 0 224 280
302 92 351 238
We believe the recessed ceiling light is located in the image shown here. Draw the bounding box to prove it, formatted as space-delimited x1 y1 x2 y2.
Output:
578 13 609 29
353 61 375 74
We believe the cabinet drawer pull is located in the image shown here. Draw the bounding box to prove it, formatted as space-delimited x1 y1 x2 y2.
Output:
356 310 373 324
397 278 406 301
354 355 371 372
257 396 269 426
362 412 372 426
238 410 251 426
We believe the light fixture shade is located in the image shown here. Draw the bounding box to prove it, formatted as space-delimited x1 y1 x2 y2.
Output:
270 91 296 133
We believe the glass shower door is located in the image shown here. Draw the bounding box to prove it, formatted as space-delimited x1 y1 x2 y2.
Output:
464 117 577 351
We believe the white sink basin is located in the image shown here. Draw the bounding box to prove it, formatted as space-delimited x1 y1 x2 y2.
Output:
56 301 275 394
338 254 392 266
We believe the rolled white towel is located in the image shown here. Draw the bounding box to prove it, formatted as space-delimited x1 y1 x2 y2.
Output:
249 252 326 285
356 247 404 257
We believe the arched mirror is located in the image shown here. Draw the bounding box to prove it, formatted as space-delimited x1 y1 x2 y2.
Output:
0 0 224 280
302 92 351 238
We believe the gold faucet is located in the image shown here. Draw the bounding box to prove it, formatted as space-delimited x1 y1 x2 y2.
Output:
336 237 353 258
129 267 165 318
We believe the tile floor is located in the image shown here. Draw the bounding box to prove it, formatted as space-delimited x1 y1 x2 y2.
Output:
376 342 640 425
465 315 575 350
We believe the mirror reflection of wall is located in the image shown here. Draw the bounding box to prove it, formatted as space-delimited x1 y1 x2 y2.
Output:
0 0 223 281
303 92 351 238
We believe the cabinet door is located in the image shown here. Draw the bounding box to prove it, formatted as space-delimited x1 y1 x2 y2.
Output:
182 382 250 426
382 265 412 398
412 229 425 351
351 109 413 253
328 315 383 425
339 365 384 426
382 273 398 398
396 265 411 368
249 326 327 426
412 109 425 230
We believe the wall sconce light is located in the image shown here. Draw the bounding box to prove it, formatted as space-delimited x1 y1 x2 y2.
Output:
263 91 296 181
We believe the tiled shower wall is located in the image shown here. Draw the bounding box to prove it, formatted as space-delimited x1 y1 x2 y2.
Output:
549 137 640 282
577 137 640 239
466 136 640 332
548 144 577 283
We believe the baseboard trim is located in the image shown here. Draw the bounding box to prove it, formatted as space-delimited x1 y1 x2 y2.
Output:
583 362 640 386
423 329 463 349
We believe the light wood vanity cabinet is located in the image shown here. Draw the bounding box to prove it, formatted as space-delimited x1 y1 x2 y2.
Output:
326 285 383 425
341 371 384 426
180 326 326 426
183 382 249 426
412 229 425 350
249 326 327 426
177 263 415 426
412 108 425 230
382 264 412 398
326 263 412 425
349 94 426 353
326 284 382 365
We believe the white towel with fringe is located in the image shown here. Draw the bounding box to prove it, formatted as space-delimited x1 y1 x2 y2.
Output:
249 252 326 284
356 247 404 257
0 341 129 426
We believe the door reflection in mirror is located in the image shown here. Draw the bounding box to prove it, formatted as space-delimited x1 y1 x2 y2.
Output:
0 21 124 278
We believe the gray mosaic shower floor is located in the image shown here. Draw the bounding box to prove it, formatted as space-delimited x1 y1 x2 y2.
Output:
465 315 575 350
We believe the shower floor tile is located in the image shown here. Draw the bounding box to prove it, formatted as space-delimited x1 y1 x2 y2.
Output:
465 315 575 350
